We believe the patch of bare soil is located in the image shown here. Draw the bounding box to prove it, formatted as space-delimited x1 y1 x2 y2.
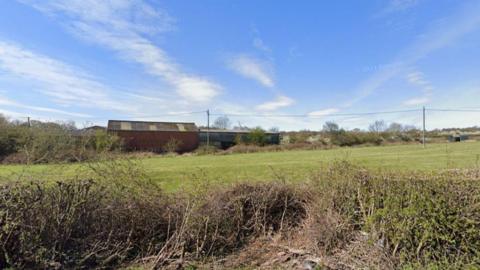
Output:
173 232 394 270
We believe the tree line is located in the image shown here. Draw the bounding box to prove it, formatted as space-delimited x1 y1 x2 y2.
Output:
0 115 121 164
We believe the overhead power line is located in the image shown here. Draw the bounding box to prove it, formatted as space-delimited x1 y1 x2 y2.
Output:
133 110 207 118
13 107 480 123
427 108 480 113
210 109 421 118
83 110 207 120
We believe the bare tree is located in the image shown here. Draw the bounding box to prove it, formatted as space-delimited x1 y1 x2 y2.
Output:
322 121 340 133
402 124 417 132
213 116 231 130
387 122 403 133
269 127 279 133
369 120 386 134
0 114 8 126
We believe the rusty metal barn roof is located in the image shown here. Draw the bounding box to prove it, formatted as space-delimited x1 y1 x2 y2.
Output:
199 129 279 134
108 120 198 132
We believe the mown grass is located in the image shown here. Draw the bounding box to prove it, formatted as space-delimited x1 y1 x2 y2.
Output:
1 141 480 191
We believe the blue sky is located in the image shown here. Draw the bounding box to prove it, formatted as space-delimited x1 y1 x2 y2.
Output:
1 0 480 130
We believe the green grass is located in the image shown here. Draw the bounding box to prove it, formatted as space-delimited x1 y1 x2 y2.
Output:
1 141 480 191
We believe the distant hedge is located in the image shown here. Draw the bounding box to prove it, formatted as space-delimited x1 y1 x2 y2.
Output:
0 115 121 164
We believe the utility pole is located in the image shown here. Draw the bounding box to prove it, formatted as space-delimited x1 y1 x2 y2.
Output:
206 109 210 147
422 106 426 148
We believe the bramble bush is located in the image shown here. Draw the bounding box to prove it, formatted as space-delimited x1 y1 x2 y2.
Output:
1 161 480 269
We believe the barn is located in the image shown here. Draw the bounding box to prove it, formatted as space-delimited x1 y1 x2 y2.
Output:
107 120 199 153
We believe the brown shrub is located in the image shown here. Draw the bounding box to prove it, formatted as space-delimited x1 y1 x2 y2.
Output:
193 145 219 155
0 177 307 269
302 162 480 268
223 142 330 155
2 162 480 269
0 118 122 165
0 180 179 269
162 138 183 153
186 183 308 257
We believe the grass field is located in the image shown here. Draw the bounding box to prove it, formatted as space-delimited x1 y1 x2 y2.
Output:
1 141 480 191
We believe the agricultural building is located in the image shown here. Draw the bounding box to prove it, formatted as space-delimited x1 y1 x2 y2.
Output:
199 129 281 149
448 134 469 142
107 120 199 153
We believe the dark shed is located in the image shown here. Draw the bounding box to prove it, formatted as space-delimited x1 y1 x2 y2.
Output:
108 120 199 153
448 134 469 142
199 129 280 149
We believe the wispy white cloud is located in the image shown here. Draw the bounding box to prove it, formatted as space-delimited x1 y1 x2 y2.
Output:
0 108 29 119
249 26 275 85
287 46 303 62
228 54 274 88
253 38 271 53
403 71 433 106
406 71 433 90
0 41 135 113
345 63 403 107
350 1 480 107
19 0 221 103
403 96 430 106
124 93 168 104
382 0 420 14
19 0 175 34
256 95 294 111
250 24 271 54
0 96 91 117
375 0 421 18
308 108 339 117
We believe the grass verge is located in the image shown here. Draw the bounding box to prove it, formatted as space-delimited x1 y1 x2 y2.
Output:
2 141 480 191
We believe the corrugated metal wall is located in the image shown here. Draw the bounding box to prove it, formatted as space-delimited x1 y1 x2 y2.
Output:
199 131 280 149
112 131 199 153
108 120 197 132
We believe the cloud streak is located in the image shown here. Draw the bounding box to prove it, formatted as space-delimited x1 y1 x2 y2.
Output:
0 96 91 117
228 54 274 88
256 95 294 111
378 0 420 16
406 71 433 90
0 41 135 113
403 96 429 106
350 1 480 107
403 71 433 105
19 0 221 103
308 108 339 117
253 37 271 53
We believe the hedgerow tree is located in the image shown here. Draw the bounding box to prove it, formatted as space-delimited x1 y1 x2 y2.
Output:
368 120 386 134
322 121 340 134
247 127 267 146
213 116 231 130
